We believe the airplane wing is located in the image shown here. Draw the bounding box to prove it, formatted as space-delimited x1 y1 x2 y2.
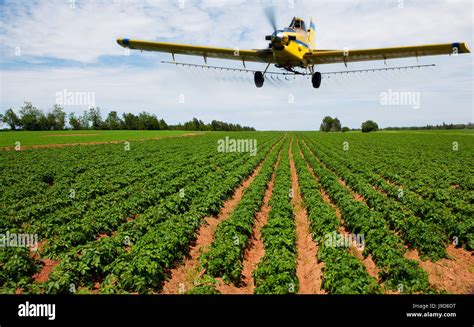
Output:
304 42 470 65
117 38 274 63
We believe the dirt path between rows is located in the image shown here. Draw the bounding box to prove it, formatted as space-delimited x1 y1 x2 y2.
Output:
160 141 279 294
405 245 474 294
298 139 380 282
32 259 59 283
216 150 282 294
0 132 202 151
289 138 325 294
46 133 100 137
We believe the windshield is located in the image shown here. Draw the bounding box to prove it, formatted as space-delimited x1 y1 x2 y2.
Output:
290 18 306 30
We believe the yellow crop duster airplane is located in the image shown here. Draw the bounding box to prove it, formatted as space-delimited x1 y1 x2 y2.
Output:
117 11 470 89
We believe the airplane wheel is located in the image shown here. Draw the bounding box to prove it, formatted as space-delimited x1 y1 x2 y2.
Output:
312 72 322 88
254 71 264 88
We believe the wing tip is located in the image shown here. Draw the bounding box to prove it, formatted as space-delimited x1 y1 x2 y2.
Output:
463 42 470 53
453 42 470 53
117 38 130 48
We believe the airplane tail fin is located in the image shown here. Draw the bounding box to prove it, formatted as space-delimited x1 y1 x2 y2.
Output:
308 17 316 49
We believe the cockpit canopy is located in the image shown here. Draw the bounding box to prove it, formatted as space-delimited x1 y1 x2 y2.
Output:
289 17 306 31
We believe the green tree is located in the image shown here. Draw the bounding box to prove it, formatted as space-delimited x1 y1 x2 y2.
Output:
38 114 50 130
51 104 66 130
159 119 168 130
183 118 202 131
80 110 90 129
122 113 139 130
87 107 103 130
137 112 160 130
320 116 341 132
104 111 123 130
361 120 379 133
2 108 21 130
342 126 350 132
19 102 44 131
69 113 83 130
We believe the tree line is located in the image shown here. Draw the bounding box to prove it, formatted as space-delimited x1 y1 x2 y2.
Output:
319 116 379 133
0 102 255 132
319 116 473 133
384 122 473 130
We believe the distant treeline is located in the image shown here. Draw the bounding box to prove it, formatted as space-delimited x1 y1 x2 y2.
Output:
319 116 473 133
320 116 379 133
383 123 474 130
0 102 255 132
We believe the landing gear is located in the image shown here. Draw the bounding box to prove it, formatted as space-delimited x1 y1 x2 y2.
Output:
312 72 322 88
254 71 264 88
254 61 273 88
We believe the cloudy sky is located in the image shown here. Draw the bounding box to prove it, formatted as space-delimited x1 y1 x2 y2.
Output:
0 0 472 130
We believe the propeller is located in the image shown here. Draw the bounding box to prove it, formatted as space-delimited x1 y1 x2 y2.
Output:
264 6 279 46
264 7 294 49
264 6 277 32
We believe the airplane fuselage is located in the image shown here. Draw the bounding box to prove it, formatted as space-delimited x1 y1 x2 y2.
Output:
269 17 315 69
272 29 312 68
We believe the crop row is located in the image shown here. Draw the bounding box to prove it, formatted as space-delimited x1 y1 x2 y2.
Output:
291 139 381 294
253 139 298 294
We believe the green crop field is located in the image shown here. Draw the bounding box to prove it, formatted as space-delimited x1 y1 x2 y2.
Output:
0 131 472 294
0 130 197 148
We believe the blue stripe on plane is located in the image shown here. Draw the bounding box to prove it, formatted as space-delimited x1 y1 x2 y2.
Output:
294 39 309 48
310 22 316 30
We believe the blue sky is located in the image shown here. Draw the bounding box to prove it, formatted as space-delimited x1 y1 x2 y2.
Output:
0 0 472 130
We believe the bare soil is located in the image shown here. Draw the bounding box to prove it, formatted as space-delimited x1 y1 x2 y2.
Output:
33 259 59 283
405 245 474 294
289 139 325 294
46 133 99 137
